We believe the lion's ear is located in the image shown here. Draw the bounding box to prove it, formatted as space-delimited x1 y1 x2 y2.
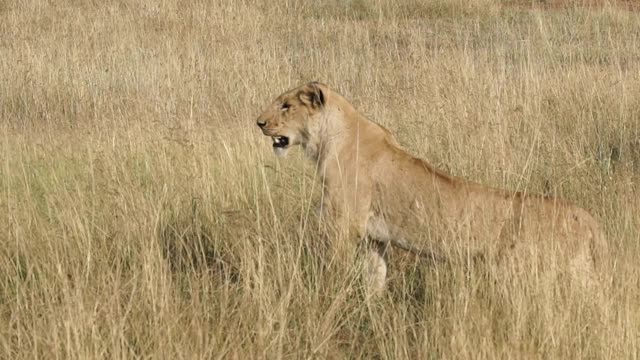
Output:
299 82 326 109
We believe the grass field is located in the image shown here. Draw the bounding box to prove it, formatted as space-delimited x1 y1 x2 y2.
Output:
1 0 639 358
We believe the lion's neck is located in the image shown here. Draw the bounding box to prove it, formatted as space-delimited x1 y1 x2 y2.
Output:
302 97 359 166
302 111 340 165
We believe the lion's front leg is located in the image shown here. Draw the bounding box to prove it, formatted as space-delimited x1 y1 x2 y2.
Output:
323 189 387 294
351 217 388 296
352 207 388 295
364 240 388 295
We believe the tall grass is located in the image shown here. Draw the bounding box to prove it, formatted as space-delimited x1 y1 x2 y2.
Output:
1 0 639 358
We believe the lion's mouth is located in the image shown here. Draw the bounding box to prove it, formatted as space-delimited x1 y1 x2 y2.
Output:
272 136 289 148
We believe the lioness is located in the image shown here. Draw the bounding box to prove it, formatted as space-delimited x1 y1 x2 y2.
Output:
256 81 607 291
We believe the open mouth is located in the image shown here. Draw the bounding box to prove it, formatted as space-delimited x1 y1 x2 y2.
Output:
272 136 289 148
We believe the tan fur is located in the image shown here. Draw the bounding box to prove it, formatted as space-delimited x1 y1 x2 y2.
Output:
257 82 608 291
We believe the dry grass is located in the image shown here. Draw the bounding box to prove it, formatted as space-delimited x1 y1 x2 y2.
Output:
1 0 639 358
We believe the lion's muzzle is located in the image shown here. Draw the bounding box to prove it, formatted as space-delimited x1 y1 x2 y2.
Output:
257 119 290 149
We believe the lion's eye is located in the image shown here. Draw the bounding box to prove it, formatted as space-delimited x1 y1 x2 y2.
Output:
281 103 291 111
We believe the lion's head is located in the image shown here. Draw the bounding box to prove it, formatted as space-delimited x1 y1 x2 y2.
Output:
256 81 327 157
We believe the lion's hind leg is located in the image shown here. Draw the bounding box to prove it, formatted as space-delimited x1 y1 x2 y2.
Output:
568 248 599 290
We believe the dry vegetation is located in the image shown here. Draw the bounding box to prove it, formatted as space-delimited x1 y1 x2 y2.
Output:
1 0 639 358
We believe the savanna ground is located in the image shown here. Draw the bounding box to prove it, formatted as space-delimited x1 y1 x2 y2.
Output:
1 0 639 358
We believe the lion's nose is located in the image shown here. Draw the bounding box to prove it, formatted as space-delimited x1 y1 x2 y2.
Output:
257 119 267 128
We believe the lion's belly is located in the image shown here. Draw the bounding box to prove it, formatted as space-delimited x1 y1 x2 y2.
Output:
369 193 514 257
